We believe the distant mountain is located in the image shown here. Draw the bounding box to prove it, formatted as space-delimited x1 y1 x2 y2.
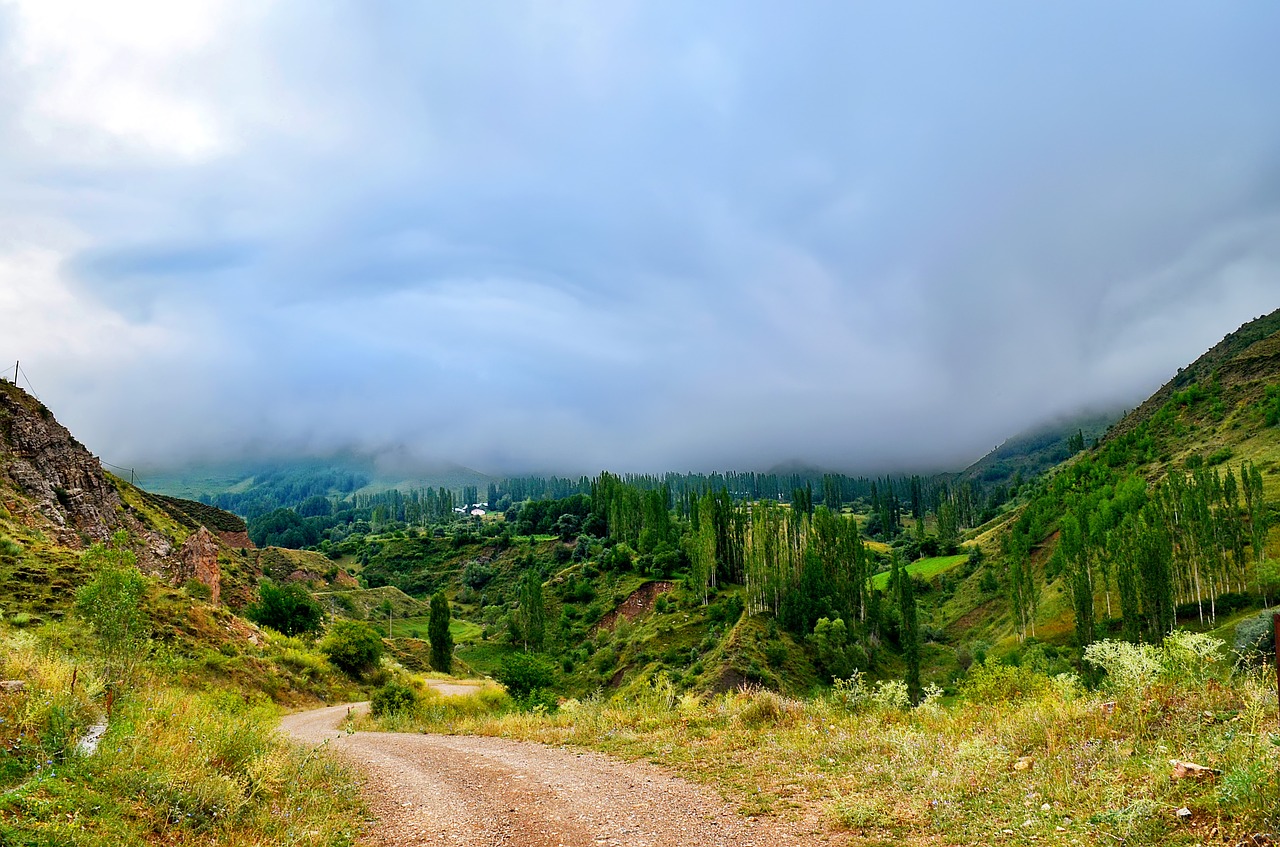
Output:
137 453 496 519
957 409 1121 490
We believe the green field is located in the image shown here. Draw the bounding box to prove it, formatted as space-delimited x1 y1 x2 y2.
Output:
871 553 968 591
384 616 484 642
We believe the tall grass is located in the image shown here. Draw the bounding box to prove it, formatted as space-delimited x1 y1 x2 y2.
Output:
370 638 1280 845
0 631 366 846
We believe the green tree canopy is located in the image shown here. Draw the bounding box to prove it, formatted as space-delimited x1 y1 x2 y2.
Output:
75 531 149 696
246 581 323 636
429 590 453 673
321 620 384 676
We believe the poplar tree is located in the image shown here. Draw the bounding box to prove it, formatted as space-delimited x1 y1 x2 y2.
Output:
429 589 453 673
516 569 546 651
894 551 921 704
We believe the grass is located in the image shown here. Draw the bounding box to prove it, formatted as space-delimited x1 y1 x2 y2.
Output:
370 636 1280 846
872 554 969 591
0 629 367 846
386 615 483 642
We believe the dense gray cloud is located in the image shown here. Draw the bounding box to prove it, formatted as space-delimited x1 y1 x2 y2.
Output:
2 1 1278 476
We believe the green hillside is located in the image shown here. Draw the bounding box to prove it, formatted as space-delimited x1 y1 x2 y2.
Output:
973 309 1280 655
4 308 1279 845
957 409 1119 489
0 379 374 844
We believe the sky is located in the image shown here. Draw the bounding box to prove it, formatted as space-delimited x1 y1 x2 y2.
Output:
1 1 1278 477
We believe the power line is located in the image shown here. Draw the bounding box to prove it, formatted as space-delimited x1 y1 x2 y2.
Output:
15 361 41 403
11 361 138 485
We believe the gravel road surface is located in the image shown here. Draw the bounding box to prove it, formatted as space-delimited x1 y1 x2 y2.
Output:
280 703 813 847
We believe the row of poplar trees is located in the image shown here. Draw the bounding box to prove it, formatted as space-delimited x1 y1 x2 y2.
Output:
1015 460 1270 646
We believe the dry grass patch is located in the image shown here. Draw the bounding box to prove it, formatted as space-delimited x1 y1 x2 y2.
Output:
371 651 1280 845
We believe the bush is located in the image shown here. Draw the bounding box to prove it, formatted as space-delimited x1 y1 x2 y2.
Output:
246 581 323 637
1082 632 1225 697
1233 611 1277 662
370 681 418 717
495 652 557 707
870 679 910 711
183 579 212 601
960 659 1052 703
321 620 384 677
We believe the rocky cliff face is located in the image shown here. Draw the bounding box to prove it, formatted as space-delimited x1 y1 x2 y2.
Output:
0 380 123 546
0 380 258 606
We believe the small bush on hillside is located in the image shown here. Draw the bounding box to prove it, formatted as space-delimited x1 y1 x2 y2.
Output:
831 671 869 712
321 620 384 677
1234 611 1278 662
1083 632 1225 699
370 681 418 716
960 659 1053 703
75 532 149 695
870 679 910 711
182 578 212 601
246 581 324 637
461 562 494 589
0 534 22 560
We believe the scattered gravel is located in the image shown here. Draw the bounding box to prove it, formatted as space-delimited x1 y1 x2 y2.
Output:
281 703 819 847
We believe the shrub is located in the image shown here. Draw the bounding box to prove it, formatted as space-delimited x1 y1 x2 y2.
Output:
960 659 1052 703
183 579 212 601
370 681 419 717
75 532 149 695
1081 633 1225 697
870 679 910 711
246 581 323 637
1160 630 1224 683
831 671 869 712
321 620 384 676
495 652 556 706
461 562 494 589
1081 639 1161 696
1233 611 1277 662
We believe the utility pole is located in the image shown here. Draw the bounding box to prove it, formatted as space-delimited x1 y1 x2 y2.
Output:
12 361 17 384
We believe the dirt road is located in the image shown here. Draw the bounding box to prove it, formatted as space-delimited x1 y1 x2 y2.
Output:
280 703 810 847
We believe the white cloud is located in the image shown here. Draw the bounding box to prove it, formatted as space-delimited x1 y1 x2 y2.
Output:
3 0 255 161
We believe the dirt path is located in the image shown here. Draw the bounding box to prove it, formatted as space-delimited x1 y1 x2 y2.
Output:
280 703 813 847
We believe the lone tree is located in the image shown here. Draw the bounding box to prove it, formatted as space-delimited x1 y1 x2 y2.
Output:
75 531 149 704
515 568 546 651
428 589 453 673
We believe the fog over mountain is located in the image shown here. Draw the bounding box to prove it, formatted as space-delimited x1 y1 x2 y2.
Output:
2 2 1278 475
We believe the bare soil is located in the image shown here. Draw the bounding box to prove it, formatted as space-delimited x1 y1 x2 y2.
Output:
280 702 816 847
594 581 674 632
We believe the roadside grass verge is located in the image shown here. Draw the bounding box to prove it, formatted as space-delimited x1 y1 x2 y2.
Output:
0 630 367 846
369 639 1280 846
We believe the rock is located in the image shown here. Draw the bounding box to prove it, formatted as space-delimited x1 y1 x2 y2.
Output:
0 680 26 694
175 526 222 606
1014 756 1035 771
0 383 123 545
1170 760 1221 780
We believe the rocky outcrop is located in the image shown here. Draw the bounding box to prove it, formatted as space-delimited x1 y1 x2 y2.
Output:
0 381 122 546
174 526 222 606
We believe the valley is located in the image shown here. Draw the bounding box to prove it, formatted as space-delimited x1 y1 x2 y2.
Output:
1 310 1279 845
